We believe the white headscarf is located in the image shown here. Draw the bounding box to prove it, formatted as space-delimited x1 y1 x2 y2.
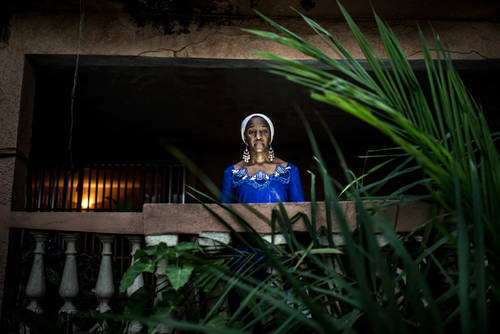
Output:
240 113 275 144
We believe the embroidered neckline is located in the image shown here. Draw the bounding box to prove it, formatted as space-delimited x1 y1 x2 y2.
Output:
232 164 290 179
231 164 292 190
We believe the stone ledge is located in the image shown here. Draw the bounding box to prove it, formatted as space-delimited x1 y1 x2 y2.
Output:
142 201 431 234
8 211 143 234
3 201 433 235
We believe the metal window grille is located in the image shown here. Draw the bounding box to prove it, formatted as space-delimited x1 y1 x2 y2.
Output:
25 163 186 211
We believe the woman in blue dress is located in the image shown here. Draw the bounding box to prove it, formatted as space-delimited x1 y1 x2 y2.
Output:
221 114 305 314
221 113 305 203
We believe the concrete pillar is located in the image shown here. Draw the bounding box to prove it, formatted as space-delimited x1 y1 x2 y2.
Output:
0 56 35 318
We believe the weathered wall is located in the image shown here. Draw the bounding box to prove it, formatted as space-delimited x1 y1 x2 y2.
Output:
0 8 499 315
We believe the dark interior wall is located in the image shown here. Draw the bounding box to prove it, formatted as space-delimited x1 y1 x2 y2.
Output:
26 56 500 202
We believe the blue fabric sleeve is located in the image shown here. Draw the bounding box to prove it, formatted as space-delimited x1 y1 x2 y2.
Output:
288 164 305 202
221 166 235 203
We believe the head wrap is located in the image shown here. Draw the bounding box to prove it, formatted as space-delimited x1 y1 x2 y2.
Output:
240 113 274 144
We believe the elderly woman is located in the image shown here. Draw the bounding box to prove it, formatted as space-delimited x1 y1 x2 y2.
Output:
221 113 305 203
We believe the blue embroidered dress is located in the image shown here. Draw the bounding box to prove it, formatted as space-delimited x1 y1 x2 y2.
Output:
221 163 305 203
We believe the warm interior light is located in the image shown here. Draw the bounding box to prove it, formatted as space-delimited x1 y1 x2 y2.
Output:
81 197 94 209
33 165 178 211
66 167 142 210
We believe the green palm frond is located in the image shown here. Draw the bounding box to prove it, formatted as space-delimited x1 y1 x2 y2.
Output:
114 4 496 334
243 2 497 333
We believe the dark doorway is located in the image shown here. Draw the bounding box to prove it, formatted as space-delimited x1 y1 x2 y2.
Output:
24 55 500 207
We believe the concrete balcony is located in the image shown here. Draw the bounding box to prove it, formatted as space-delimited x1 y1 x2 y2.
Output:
1 200 432 332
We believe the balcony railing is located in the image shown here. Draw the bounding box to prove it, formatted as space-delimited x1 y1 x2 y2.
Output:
3 201 432 333
25 163 186 212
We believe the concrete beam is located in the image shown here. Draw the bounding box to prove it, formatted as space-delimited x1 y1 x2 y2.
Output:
3 201 432 235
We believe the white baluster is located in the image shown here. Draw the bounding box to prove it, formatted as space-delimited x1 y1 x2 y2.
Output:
145 235 179 334
145 234 179 248
145 234 179 298
59 233 79 314
25 232 48 314
126 235 144 334
319 234 386 247
261 233 287 286
261 233 287 247
197 232 232 317
318 234 345 247
95 234 115 313
261 233 287 277
126 235 144 296
319 234 342 316
197 232 231 253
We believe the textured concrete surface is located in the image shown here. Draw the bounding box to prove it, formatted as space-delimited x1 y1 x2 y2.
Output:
0 205 10 316
142 201 431 234
8 211 144 234
3 201 431 234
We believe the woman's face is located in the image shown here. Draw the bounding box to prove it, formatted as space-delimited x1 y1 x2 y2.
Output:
245 116 271 153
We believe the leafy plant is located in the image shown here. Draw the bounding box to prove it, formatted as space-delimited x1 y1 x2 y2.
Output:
112 3 498 333
119 241 234 330
242 2 498 332
121 241 211 293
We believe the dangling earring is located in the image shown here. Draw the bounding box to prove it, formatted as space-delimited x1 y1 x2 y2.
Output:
268 146 274 162
243 146 250 163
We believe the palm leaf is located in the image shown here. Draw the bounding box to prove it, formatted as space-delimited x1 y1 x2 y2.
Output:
244 2 497 332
